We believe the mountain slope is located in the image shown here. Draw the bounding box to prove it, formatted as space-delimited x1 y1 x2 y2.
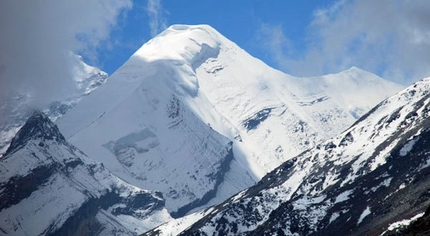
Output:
162 77 430 235
0 111 171 235
57 24 402 217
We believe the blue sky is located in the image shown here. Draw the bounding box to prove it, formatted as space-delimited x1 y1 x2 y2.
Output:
2 0 430 106
86 0 430 86
93 1 337 76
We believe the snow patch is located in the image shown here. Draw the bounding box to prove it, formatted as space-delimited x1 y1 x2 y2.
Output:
335 190 353 203
400 137 419 156
380 212 424 235
329 212 340 223
357 206 371 225
293 195 325 211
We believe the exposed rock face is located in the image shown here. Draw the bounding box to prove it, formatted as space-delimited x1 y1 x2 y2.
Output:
5 111 66 154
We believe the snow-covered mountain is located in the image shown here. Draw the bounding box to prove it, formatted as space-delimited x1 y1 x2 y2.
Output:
57 24 402 218
0 111 172 235
152 76 430 235
0 55 108 156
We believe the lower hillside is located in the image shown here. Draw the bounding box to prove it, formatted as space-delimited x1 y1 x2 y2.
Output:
0 111 172 236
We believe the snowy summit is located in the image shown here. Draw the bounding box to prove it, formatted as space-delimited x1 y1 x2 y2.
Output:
57 24 403 218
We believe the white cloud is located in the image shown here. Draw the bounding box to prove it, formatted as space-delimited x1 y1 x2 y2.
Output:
256 24 294 73
260 0 430 84
146 0 168 37
0 0 132 107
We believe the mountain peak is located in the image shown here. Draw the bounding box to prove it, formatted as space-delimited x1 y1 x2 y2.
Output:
336 66 377 78
166 24 215 32
132 24 225 66
5 110 65 155
158 24 218 38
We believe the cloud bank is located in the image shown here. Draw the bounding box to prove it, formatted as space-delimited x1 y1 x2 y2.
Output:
0 0 132 107
260 0 430 84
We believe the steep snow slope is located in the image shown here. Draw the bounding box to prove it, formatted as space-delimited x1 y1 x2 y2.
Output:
0 111 171 235
196 63 402 174
58 49 251 218
167 77 430 236
0 55 108 156
57 24 402 217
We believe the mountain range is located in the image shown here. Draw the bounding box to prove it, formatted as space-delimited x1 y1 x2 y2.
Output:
2 24 423 236
56 25 402 217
